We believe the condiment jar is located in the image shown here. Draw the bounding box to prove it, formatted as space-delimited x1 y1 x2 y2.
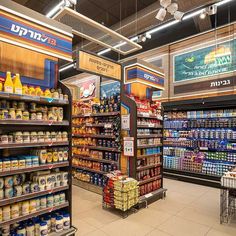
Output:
14 131 23 143
63 213 70 230
23 132 30 143
45 131 51 142
58 149 64 162
16 109 23 119
57 132 62 142
30 131 38 143
18 102 26 111
11 203 19 218
10 158 18 170
38 131 45 142
26 222 35 236
3 158 11 171
9 108 16 119
22 111 30 120
55 215 63 232
63 149 69 161
1 135 9 144
52 149 59 162
54 194 60 206
62 132 68 141
30 112 37 120
2 109 8 119
22 201 29 215
40 221 48 236
29 199 37 213
47 150 53 163
48 110 54 121
51 132 56 142
2 205 10 220
18 157 26 169
36 112 43 120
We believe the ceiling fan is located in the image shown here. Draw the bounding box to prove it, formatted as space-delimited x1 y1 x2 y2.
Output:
156 0 184 22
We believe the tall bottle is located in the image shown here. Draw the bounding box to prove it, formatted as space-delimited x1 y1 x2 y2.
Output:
4 71 13 93
13 73 23 95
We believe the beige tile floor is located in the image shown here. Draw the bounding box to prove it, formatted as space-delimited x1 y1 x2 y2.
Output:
72 178 236 236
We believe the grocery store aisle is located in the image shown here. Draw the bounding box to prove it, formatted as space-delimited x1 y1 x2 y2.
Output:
72 179 236 236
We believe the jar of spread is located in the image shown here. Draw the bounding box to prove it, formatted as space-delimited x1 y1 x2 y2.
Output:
30 131 38 143
40 196 47 209
2 109 8 119
14 131 23 143
25 156 32 167
11 203 19 218
29 199 37 213
2 205 10 221
44 215 52 233
45 131 51 142
26 222 35 236
43 112 48 121
57 132 62 142
4 176 13 188
55 215 63 232
60 192 66 203
38 131 45 142
62 132 68 141
3 158 10 171
30 112 37 120
54 194 60 206
51 213 57 232
23 132 30 143
10 158 18 170
14 185 23 196
58 107 63 122
18 157 26 169
39 149 47 164
48 110 54 121
8 134 13 143
22 201 29 215
52 149 59 162
51 132 56 142
40 221 48 236
63 149 69 161
22 182 30 194
47 150 53 163
32 156 39 166
16 109 23 119
9 108 16 119
22 111 30 120
47 195 54 208
63 213 70 230
36 112 43 120
1 135 8 144
58 149 64 162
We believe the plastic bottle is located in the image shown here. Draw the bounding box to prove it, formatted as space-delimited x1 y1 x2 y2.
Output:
13 73 23 95
39 221 48 236
26 221 35 236
55 215 63 232
4 71 13 93
63 213 70 230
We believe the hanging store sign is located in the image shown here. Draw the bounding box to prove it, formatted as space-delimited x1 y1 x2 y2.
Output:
124 63 165 90
174 39 236 82
78 51 121 81
0 10 72 61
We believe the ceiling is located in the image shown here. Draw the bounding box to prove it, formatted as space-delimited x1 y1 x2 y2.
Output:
12 0 236 61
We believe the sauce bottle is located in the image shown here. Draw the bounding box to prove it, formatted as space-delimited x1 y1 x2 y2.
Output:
13 73 23 94
4 71 13 93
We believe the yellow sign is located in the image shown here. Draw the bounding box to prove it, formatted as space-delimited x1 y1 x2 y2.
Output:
78 51 121 80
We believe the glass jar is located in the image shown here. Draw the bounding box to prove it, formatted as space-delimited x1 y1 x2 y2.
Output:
14 132 23 143
9 108 16 119
62 132 68 142
51 132 56 142
36 112 43 120
2 109 8 119
15 109 22 120
38 131 44 142
22 111 30 120
57 132 62 142
30 112 37 120
23 132 30 143
45 131 51 142
30 131 38 143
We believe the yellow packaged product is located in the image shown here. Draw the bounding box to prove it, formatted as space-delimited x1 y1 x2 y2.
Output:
4 71 13 93
28 87 36 96
22 85 29 95
35 86 43 97
44 89 52 98
13 73 22 95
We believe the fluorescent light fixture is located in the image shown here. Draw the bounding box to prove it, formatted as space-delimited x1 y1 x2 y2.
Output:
59 63 75 72
215 0 232 7
46 0 65 18
97 0 233 56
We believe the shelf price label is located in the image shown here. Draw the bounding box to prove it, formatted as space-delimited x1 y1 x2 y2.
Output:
145 193 153 198
148 124 155 128
122 114 130 130
104 123 112 129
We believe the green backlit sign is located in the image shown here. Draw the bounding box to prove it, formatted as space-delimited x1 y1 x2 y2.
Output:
174 39 236 82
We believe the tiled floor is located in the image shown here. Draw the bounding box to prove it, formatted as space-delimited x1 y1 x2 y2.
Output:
72 178 236 236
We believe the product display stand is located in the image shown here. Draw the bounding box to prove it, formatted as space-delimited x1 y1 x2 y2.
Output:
163 95 236 187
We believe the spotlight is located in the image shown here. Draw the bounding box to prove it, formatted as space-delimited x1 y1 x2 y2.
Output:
160 0 172 8
199 10 207 19
174 11 184 21
167 3 178 15
146 33 152 39
156 8 167 21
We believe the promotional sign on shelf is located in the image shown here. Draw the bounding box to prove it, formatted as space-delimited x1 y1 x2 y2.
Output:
121 114 130 130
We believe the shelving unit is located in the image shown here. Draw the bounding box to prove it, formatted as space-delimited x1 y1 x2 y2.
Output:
72 96 121 194
163 95 236 187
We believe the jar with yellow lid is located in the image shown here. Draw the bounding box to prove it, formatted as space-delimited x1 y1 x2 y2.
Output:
14 132 23 143
16 109 22 120
28 87 36 96
38 131 44 142
44 89 52 98
22 111 29 120
9 108 16 119
35 87 43 97
22 85 29 95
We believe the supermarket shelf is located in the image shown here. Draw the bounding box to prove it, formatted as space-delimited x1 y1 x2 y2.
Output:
72 165 107 175
137 124 162 129
73 145 120 152
72 111 120 118
0 120 69 126
73 154 118 164
139 188 167 206
0 162 69 177
0 186 68 207
0 92 69 105
49 227 77 236
137 113 163 120
137 144 162 149
137 163 162 171
164 116 236 121
137 134 162 139
72 123 113 128
0 202 69 227
138 175 162 186
72 134 116 139
137 153 162 159
163 168 221 187
0 141 69 149
72 178 102 195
